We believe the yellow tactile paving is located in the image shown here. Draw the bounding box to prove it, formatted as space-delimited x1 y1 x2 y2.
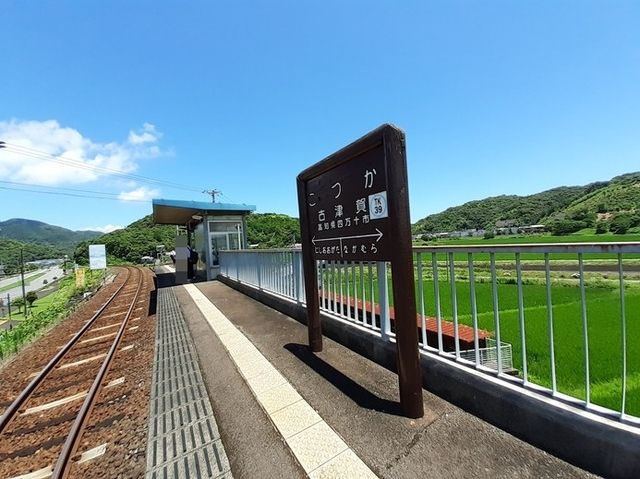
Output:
183 283 378 478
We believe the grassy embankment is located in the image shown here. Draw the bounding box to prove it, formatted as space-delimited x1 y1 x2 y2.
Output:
0 270 104 360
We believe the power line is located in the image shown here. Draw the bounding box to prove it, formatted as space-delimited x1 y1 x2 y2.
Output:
0 184 149 203
0 179 129 198
0 142 207 193
219 191 240 204
4 142 200 192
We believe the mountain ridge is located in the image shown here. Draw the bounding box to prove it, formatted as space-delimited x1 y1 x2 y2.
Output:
413 172 640 235
0 218 101 251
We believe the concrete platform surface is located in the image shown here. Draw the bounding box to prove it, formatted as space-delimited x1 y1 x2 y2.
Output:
172 279 598 479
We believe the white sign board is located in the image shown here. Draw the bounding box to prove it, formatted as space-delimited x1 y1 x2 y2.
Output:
89 244 107 270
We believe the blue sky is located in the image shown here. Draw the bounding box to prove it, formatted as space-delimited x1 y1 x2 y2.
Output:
1 1 638 232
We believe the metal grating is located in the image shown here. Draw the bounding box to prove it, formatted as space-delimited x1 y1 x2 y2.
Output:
146 287 232 478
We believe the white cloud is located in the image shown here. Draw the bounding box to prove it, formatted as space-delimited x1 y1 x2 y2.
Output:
83 224 124 233
118 186 160 202
128 122 161 145
0 119 164 187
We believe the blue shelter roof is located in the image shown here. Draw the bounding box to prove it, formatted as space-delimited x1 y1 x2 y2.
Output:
152 198 256 225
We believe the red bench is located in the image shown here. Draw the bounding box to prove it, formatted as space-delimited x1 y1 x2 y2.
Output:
320 292 491 351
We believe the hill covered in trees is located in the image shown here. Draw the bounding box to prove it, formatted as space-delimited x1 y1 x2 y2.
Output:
73 212 301 264
71 171 640 267
0 218 101 253
0 238 65 275
246 213 300 248
413 172 640 235
74 215 176 264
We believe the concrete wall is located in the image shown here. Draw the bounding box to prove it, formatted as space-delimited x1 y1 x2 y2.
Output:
218 275 640 479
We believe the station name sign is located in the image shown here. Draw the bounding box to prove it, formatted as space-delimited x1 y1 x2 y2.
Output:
296 124 423 418
299 130 402 261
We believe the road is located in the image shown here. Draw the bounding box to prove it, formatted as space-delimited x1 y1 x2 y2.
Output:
0 269 52 290
0 267 64 303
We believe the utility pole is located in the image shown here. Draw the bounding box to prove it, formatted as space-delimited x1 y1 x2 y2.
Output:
203 189 221 203
20 248 27 318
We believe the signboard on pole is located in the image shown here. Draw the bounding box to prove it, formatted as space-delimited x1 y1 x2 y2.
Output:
89 244 107 270
297 124 423 418
75 267 86 288
304 141 391 261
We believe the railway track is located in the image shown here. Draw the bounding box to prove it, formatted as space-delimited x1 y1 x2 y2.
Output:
0 266 154 478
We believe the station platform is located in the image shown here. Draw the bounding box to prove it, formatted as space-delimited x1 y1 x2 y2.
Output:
150 267 596 478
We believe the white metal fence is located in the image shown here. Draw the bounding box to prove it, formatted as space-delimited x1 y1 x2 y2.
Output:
220 242 640 426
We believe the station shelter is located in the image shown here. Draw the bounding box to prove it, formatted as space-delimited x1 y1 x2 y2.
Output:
152 198 256 283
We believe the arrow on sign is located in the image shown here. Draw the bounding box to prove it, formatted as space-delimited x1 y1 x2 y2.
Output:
312 228 384 245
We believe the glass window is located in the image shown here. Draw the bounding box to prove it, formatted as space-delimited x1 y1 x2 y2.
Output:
228 233 240 250
209 223 243 267
209 221 241 233
211 233 229 251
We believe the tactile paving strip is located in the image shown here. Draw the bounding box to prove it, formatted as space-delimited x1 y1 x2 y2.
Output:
184 284 378 478
146 287 232 479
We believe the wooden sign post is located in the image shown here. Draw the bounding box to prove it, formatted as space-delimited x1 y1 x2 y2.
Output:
297 124 424 418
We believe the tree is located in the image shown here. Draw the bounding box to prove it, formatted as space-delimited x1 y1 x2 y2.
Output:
0 238 65 275
609 214 640 235
11 297 25 313
570 210 595 227
245 213 300 248
548 219 586 236
610 216 631 234
25 291 38 307
595 222 608 234
74 215 177 264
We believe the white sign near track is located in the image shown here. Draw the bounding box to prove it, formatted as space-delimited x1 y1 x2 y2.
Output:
89 244 107 270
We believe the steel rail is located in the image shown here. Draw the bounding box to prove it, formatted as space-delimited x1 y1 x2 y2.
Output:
52 267 145 479
0 267 132 434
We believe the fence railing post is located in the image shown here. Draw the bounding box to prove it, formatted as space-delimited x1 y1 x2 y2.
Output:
293 251 303 302
377 261 390 339
223 253 228 277
219 243 640 423
256 253 262 289
235 252 240 281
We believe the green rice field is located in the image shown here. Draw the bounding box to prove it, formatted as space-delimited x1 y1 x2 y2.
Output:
415 233 640 262
319 258 640 417
417 275 640 416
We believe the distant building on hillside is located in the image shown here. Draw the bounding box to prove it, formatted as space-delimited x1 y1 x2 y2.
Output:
520 224 546 234
495 219 518 228
422 222 545 240
496 224 546 235
420 229 486 240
